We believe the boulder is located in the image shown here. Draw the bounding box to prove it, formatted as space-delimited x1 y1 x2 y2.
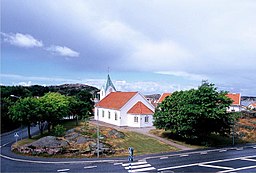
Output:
108 129 125 138
27 136 69 148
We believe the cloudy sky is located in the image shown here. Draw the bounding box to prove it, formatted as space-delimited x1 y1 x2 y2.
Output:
1 0 256 96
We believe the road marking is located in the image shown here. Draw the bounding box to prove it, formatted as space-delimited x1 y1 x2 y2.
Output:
160 157 168 159
0 142 11 148
180 154 189 157
200 152 207 155
0 153 125 164
236 147 243 150
241 158 256 162
128 166 155 172
84 166 97 169
57 169 70 172
199 164 234 170
114 162 123 165
253 146 256 149
158 155 256 172
125 164 151 169
219 149 227 152
219 165 256 173
122 161 147 167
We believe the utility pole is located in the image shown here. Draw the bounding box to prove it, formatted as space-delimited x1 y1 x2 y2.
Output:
97 113 100 158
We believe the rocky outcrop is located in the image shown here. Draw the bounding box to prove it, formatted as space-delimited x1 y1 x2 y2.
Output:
13 127 123 156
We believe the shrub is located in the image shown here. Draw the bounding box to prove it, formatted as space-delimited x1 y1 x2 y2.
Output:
53 124 66 137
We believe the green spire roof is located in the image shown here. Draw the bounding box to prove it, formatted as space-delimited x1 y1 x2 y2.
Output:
105 74 116 92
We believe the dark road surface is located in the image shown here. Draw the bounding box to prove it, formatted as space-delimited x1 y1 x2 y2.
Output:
1 127 256 172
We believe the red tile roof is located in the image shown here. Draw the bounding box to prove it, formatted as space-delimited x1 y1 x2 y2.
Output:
127 101 154 115
157 93 171 103
226 93 241 105
96 92 137 110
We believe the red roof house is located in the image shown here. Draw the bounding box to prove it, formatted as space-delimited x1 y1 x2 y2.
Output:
95 92 155 127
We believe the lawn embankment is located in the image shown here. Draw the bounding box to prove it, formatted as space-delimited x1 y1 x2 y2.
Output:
12 120 178 157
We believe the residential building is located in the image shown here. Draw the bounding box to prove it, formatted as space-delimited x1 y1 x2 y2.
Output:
226 93 241 112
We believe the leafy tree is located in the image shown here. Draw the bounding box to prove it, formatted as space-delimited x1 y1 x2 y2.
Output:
154 82 236 140
9 97 40 139
39 92 69 132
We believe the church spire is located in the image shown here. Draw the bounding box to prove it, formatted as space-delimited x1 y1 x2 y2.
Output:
105 74 116 92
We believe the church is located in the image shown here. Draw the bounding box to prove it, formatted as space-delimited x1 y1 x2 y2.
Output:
94 74 155 127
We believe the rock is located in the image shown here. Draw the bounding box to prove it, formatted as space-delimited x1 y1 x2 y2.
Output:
108 129 125 138
65 128 75 135
27 136 69 148
65 132 80 142
76 136 91 144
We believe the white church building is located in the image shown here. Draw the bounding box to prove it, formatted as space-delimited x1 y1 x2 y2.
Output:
94 75 155 127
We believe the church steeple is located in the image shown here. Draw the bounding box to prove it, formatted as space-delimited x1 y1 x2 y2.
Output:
100 74 116 100
105 74 116 92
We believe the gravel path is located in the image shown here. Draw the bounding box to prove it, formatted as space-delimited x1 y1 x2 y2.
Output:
90 120 193 151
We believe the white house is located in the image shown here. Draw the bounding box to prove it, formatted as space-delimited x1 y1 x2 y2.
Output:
248 102 256 110
226 93 241 112
94 91 155 127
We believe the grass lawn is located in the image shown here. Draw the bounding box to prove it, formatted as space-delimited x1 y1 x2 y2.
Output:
108 131 178 156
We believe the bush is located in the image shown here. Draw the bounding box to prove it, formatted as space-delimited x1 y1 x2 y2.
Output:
53 124 66 137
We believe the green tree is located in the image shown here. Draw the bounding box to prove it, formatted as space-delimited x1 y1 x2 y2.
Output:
9 97 40 139
39 92 69 132
154 82 236 140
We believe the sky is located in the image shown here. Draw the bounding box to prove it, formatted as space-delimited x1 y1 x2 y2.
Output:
1 0 256 96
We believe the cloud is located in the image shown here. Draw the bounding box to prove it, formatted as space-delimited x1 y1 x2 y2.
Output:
46 45 80 57
1 32 43 48
156 71 207 81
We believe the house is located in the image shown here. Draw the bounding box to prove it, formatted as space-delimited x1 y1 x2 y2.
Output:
248 102 256 110
226 93 241 112
157 93 172 104
94 92 155 127
94 74 155 127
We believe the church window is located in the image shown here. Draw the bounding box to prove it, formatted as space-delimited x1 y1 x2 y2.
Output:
115 112 118 120
102 110 104 117
134 116 138 123
145 116 149 123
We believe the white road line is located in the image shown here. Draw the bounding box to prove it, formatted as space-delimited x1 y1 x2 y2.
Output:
84 166 97 169
113 162 123 165
236 147 243 150
122 161 147 167
160 157 168 159
158 155 256 172
253 146 256 149
180 154 189 157
125 164 151 170
241 158 256 162
0 142 11 148
0 153 124 164
219 165 256 173
219 150 227 152
57 169 70 172
200 152 207 155
199 164 234 170
128 167 155 172
158 163 198 171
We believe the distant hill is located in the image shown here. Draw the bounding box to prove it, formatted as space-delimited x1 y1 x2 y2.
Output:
48 83 99 96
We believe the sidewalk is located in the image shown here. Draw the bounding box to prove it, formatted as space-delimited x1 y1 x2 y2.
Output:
90 120 192 151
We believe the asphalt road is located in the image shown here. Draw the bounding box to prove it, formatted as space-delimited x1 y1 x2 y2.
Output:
1 127 256 172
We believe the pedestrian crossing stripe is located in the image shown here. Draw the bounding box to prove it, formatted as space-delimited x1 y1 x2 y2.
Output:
122 161 155 172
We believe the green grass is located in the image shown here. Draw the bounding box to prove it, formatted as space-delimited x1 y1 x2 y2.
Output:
113 131 178 156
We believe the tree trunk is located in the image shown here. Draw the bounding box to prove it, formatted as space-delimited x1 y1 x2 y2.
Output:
27 124 31 139
76 114 78 126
